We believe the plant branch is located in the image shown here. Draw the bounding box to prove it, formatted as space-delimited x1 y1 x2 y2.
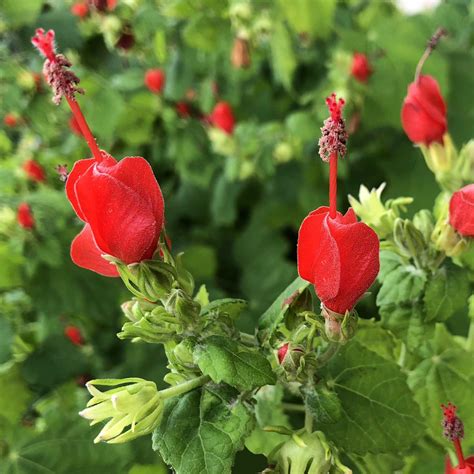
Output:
159 375 210 399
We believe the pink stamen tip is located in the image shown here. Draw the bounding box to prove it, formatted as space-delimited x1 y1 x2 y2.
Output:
325 93 345 122
32 28 56 61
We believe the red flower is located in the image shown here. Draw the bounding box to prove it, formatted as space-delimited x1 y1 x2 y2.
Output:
116 30 134 50
66 153 164 277
144 69 165 94
4 113 18 128
23 159 46 183
351 53 372 83
71 2 89 18
176 101 191 118
17 203 35 230
65 325 84 346
401 75 447 146
449 184 474 238
297 206 379 314
445 456 474 473
209 101 235 134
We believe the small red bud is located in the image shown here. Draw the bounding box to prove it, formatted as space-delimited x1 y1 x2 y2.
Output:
351 52 373 83
277 343 289 364
145 68 166 94
71 2 89 18
17 203 35 230
65 325 84 346
116 30 135 50
176 101 191 118
22 159 46 183
209 101 235 134
4 113 19 128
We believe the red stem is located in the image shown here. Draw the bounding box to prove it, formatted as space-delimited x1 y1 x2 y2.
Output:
329 152 338 218
454 439 466 469
66 96 103 162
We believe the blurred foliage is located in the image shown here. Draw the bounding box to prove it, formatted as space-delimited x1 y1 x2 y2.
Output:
1 0 474 472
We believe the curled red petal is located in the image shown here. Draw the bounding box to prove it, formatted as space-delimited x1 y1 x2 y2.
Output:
70 224 119 277
449 184 474 237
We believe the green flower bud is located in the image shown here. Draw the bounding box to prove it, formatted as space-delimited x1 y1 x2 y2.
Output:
413 210 434 243
348 184 412 238
273 142 293 163
321 305 357 344
208 128 236 156
165 289 200 327
393 218 426 259
172 339 196 368
457 140 474 183
79 378 163 444
432 216 468 258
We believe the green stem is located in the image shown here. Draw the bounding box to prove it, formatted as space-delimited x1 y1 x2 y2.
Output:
282 403 306 413
239 332 258 346
398 341 407 368
304 405 313 433
467 320 474 352
317 342 340 367
159 375 210 399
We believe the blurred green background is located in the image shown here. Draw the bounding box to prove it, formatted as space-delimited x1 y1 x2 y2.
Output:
1 0 473 472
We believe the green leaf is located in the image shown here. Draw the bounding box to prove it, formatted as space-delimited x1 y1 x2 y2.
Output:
355 320 399 362
182 14 226 52
194 335 275 391
270 22 297 90
278 0 336 39
408 324 474 449
154 31 167 63
346 452 404 474
0 366 32 426
0 316 13 364
200 298 248 320
1 0 42 27
245 385 290 456
424 263 469 322
319 341 425 454
258 276 310 340
0 243 23 289
305 386 342 425
378 250 404 281
376 265 426 307
152 387 253 474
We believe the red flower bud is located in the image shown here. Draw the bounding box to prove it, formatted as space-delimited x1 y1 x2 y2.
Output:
17 203 35 230
66 153 164 277
350 52 372 83
176 101 191 118
71 2 89 18
22 159 46 183
449 184 474 238
116 30 135 51
4 113 19 128
297 206 379 314
145 68 165 94
209 101 235 134
65 325 84 346
277 343 289 364
401 75 447 146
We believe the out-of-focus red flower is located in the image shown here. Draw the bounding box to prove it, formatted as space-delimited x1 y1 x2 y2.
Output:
71 2 89 18
176 101 190 118
17 203 35 230
89 0 116 11
449 184 474 238
351 52 372 83
209 101 235 134
145 69 165 94
23 159 46 183
65 325 84 346
116 30 134 50
401 75 447 146
445 456 474 473
4 113 19 128
66 153 165 277
297 206 379 314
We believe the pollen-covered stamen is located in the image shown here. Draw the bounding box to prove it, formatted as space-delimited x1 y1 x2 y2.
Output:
32 28 83 105
318 93 348 163
442 403 464 441
442 402 466 469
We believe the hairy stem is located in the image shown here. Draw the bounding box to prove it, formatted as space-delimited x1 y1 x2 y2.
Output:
282 403 306 413
159 374 210 399
317 342 340 367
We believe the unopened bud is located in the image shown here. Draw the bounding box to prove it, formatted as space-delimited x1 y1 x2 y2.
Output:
321 305 357 344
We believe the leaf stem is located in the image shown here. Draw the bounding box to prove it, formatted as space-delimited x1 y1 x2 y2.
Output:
282 403 306 413
239 332 258 347
159 375 210 399
304 405 313 433
317 342 340 367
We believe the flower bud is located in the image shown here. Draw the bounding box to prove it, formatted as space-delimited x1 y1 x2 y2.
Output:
273 142 293 163
208 101 235 135
17 203 35 230
432 215 468 258
449 184 474 238
277 343 305 379
350 52 372 83
231 36 251 69
393 218 426 258
165 289 200 327
64 325 84 346
145 69 166 94
321 305 357 344
79 378 163 444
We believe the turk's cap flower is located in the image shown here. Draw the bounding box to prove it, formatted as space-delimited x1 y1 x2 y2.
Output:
348 183 413 238
297 206 380 314
17 202 35 230
79 378 163 444
351 52 373 83
401 74 447 146
144 69 166 94
22 159 46 183
66 153 165 277
208 101 235 135
449 184 474 238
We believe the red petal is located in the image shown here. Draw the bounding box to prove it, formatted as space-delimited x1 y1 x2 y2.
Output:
66 158 97 220
70 224 119 277
74 161 159 263
324 218 379 313
449 184 474 237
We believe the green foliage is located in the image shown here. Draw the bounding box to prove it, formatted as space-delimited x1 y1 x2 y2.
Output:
152 386 254 474
194 335 275 390
318 341 425 455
